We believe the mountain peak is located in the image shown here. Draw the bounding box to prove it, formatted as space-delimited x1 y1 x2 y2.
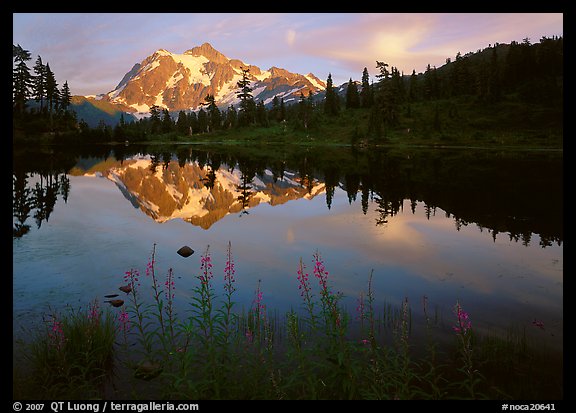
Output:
185 42 228 64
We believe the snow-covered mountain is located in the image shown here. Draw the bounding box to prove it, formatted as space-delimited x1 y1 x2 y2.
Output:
98 42 326 116
87 155 325 229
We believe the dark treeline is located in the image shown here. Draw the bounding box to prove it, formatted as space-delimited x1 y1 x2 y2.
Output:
13 44 78 137
362 36 563 143
13 143 563 248
14 37 562 144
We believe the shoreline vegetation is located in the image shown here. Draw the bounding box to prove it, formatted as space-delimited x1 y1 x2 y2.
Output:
13 98 563 150
13 243 562 400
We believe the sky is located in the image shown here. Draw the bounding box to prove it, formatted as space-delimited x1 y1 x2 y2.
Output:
13 13 563 97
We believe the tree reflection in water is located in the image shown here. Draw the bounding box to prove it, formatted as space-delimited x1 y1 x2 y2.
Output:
12 143 562 248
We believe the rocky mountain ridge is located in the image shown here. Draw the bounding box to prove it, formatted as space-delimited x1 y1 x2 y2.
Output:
96 42 326 115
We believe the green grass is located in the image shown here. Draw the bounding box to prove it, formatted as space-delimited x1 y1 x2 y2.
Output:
13 243 562 400
13 300 117 399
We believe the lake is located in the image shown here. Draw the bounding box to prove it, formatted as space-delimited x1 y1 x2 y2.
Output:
13 142 563 354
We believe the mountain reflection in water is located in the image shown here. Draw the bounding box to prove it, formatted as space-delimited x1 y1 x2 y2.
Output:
96 155 325 229
13 143 562 248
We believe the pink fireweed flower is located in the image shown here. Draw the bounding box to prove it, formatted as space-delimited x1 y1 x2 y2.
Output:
532 319 545 330
198 248 213 285
224 245 236 295
255 291 265 312
165 268 175 301
48 316 65 350
453 301 472 335
146 260 155 277
124 268 141 290
118 308 130 333
297 263 312 298
312 251 329 291
252 280 266 320
145 244 157 277
88 298 101 327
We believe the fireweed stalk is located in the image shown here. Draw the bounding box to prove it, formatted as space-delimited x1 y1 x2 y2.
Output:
124 267 153 355
312 251 343 336
87 298 100 331
164 267 176 346
452 300 481 398
250 279 266 339
246 278 275 353
297 257 316 329
118 308 130 346
193 246 215 344
47 313 65 352
420 295 445 399
147 243 166 337
399 297 411 358
364 270 377 349
220 241 237 346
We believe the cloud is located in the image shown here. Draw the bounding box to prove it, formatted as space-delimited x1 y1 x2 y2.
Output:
291 13 563 83
285 29 296 47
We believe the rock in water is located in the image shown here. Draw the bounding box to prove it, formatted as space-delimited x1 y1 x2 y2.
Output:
134 360 163 381
177 246 194 257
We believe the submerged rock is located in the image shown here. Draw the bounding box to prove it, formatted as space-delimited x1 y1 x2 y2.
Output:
177 246 194 257
134 360 163 381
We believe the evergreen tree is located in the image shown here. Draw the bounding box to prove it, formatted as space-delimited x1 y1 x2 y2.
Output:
202 94 221 131
360 67 373 108
345 78 360 109
32 55 46 113
59 81 75 130
324 73 340 116
188 111 198 134
225 105 237 129
255 100 268 127
450 52 472 96
423 64 439 100
197 108 208 133
236 67 255 126
176 110 189 135
13 44 33 116
297 92 312 130
44 63 59 117
149 104 162 134
373 61 401 128
59 81 72 111
408 69 419 102
114 113 126 140
161 108 173 133
279 98 286 122
270 95 280 122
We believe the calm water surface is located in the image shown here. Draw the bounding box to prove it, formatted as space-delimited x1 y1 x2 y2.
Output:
13 143 563 352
